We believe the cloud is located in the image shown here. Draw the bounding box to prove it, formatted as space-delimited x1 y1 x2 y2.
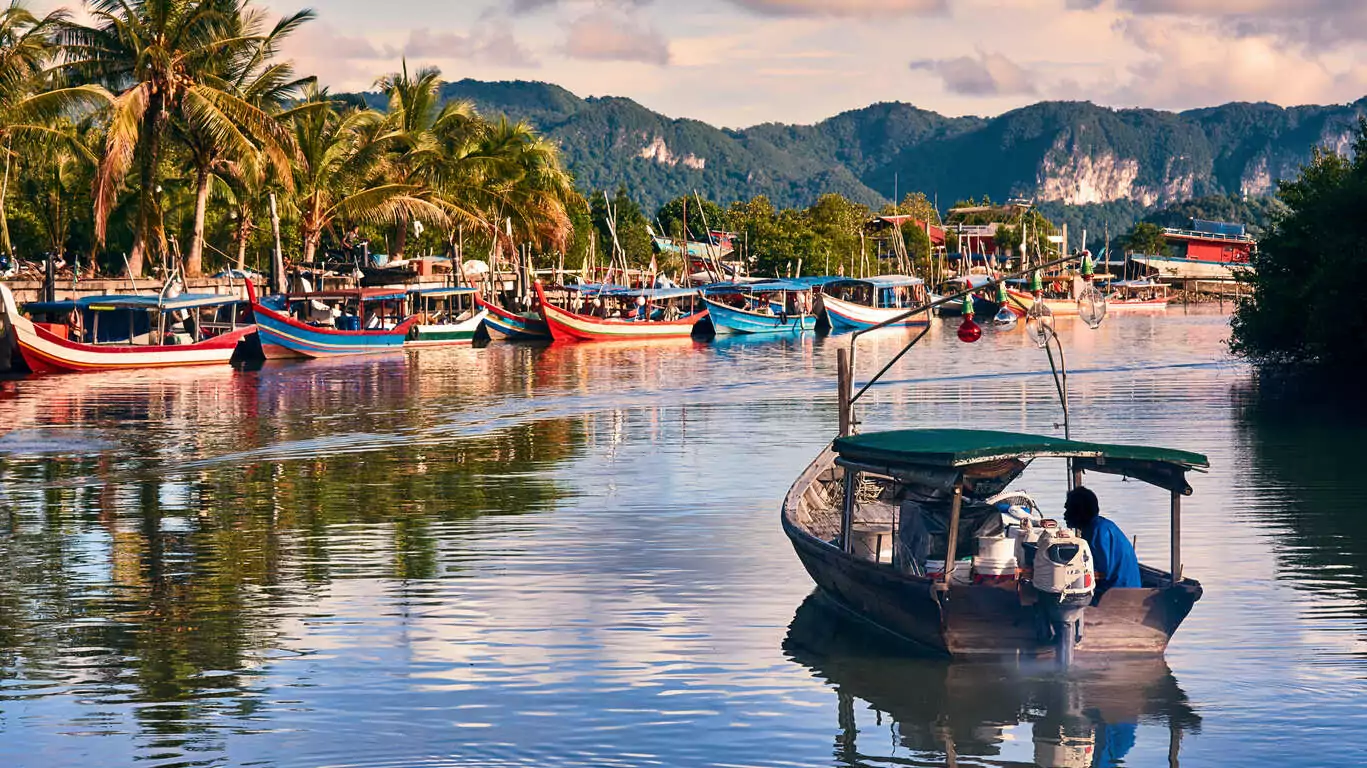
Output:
404 19 540 68
563 11 671 65
726 0 946 15
1105 15 1367 108
910 50 1037 96
1105 0 1367 45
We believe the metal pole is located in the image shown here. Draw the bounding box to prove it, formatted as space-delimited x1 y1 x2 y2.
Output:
841 463 857 554
1171 491 1182 586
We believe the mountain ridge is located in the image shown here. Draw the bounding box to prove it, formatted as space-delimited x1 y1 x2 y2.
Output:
363 78 1367 214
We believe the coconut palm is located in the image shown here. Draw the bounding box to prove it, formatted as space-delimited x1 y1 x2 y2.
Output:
175 6 314 276
0 1 109 258
286 87 447 264
62 0 303 277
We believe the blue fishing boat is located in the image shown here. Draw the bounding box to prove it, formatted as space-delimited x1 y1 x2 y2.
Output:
247 283 415 359
819 275 930 333
475 294 549 341
701 279 822 335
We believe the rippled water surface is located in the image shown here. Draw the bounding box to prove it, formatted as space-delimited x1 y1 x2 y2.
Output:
2 307 1365 767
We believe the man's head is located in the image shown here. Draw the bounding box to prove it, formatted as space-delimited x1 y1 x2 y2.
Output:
1064 486 1100 530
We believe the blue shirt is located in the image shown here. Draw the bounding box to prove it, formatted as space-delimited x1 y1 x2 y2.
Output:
1086 516 1141 591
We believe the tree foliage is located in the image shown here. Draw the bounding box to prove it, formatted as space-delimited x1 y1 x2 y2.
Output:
1231 122 1367 369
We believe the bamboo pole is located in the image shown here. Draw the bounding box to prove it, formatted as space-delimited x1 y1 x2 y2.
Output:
941 483 963 591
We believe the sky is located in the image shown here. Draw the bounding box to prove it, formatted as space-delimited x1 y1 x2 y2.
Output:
43 1 1367 128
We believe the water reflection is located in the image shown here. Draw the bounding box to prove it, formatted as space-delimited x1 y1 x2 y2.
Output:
783 595 1200 768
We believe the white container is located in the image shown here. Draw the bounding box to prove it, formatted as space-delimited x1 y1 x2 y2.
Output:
973 556 1018 577
928 558 973 584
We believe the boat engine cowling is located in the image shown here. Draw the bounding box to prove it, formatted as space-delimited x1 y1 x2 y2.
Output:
1031 527 1095 665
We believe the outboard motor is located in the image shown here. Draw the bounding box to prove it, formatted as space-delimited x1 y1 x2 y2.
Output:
1031 527 1095 666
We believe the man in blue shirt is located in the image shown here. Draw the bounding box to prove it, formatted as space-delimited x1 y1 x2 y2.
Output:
1064 486 1141 599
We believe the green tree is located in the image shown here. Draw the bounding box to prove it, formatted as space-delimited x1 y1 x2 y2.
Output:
1231 122 1367 369
1121 221 1168 256
590 187 652 268
65 0 304 276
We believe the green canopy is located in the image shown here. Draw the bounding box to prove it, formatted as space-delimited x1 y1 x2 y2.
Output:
834 429 1209 495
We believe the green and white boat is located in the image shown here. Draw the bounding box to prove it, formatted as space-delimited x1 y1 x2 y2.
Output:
405 287 488 347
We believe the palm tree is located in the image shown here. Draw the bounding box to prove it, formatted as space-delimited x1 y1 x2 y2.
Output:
0 1 108 258
175 6 313 277
62 0 303 277
286 87 447 264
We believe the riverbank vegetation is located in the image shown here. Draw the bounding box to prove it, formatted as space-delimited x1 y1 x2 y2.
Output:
1231 121 1367 370
0 0 580 278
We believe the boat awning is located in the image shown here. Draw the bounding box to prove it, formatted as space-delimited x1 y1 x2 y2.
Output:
24 293 241 313
705 279 810 294
286 289 408 302
834 428 1209 495
409 286 477 297
825 275 924 289
618 287 699 300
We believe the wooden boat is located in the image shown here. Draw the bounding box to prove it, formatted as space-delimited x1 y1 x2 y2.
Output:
819 276 930 333
701 279 820 335
932 275 1001 318
404 286 487 346
0 283 254 374
247 282 416 359
1106 279 1170 311
782 428 1206 659
475 294 550 341
533 281 707 342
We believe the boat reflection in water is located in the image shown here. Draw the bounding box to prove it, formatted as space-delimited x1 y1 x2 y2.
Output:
782 595 1201 768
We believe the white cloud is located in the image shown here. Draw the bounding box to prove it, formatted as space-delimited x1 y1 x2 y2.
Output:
563 11 671 66
404 19 541 68
726 0 946 15
910 50 1037 96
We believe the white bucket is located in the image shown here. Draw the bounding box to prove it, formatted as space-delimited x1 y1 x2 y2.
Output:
973 556 1018 577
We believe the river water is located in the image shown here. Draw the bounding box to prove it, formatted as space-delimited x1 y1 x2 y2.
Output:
1 307 1364 768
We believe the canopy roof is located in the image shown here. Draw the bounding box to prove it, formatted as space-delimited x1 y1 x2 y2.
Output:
409 286 476 297
834 428 1208 495
706 279 812 294
25 293 241 314
284 288 407 302
826 275 924 289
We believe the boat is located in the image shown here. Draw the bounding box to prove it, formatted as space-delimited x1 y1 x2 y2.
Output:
404 286 487 346
1106 279 1170 311
932 274 1001 318
474 294 550 341
818 276 930 333
701 279 821 335
0 283 255 374
1131 219 1256 281
782 428 1206 659
246 282 416 359
533 281 707 343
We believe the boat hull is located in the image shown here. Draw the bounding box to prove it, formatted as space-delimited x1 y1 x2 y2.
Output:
820 294 931 333
1133 255 1251 280
701 296 815 335
782 446 1202 658
251 303 415 359
0 285 253 374
534 283 706 343
405 310 489 347
1004 290 1079 317
476 296 549 341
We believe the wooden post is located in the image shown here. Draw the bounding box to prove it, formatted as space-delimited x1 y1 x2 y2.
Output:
268 193 285 295
837 347 853 437
1170 490 1182 586
941 483 963 591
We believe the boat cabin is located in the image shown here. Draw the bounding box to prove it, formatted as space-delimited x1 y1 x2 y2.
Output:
23 293 249 346
823 275 927 310
556 285 702 321
407 286 479 323
782 428 1209 657
704 279 820 315
267 288 408 331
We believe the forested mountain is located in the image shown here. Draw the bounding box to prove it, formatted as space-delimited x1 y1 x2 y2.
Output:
380 79 1367 218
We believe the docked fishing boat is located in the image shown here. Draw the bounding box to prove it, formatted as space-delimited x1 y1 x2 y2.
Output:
1004 274 1081 317
782 429 1206 659
1106 279 1170 311
0 284 254 374
819 276 930 333
1132 220 1256 281
932 274 1001 318
405 286 487 346
532 281 706 342
701 279 820 335
474 294 550 341
247 282 415 359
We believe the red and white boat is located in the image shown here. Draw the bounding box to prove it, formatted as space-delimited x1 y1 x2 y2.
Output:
0 284 254 374
533 281 706 342
1106 279 1170 311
